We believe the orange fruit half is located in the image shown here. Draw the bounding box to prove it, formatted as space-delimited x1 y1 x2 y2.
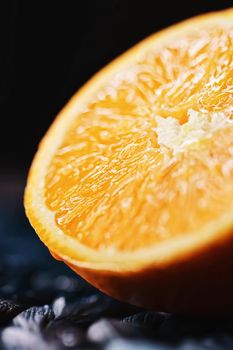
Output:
25 8 233 315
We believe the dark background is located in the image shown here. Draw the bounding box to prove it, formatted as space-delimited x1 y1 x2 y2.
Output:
1 0 232 177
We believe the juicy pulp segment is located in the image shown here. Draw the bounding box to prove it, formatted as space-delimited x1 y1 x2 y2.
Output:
45 24 233 252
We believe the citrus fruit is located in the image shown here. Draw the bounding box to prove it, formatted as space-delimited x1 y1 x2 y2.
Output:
25 8 233 315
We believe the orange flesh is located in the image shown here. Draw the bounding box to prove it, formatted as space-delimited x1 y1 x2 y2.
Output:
45 25 233 252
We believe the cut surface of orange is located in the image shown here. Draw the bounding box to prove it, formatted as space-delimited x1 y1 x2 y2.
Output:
25 9 233 315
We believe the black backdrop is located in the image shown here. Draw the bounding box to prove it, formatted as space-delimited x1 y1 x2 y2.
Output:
1 0 232 175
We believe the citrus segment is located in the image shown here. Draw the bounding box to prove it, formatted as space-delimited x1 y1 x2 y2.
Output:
44 23 233 252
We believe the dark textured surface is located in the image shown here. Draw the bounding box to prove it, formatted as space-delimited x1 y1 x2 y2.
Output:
1 180 233 349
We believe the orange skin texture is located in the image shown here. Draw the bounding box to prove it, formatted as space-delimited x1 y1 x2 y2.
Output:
64 232 233 316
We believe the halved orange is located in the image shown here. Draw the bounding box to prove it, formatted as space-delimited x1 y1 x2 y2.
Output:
25 8 233 315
